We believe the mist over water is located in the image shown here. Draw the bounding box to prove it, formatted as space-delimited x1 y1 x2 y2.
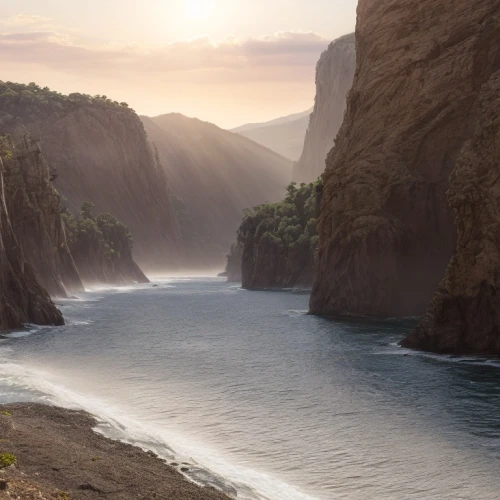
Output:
1 278 500 499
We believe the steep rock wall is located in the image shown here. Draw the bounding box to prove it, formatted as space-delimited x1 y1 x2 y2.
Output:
293 34 356 184
402 70 500 354
311 0 500 321
0 157 63 330
0 84 183 272
2 135 83 297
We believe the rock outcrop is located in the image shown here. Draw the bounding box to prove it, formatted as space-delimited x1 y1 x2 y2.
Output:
293 34 356 184
2 135 83 297
0 83 182 272
236 180 322 289
311 0 500 325
142 113 293 268
63 203 149 286
402 70 500 354
0 157 63 330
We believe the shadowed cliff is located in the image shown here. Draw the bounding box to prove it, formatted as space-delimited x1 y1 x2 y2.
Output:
142 113 293 268
0 82 183 272
62 202 149 286
0 152 63 330
1 134 83 298
311 0 500 355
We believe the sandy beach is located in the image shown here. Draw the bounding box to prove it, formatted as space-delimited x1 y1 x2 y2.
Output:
0 403 231 499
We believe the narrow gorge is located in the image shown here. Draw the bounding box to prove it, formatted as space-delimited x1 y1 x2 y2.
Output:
228 33 355 289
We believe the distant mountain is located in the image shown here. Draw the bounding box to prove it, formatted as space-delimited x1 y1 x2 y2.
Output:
142 113 293 268
232 113 311 161
232 109 312 134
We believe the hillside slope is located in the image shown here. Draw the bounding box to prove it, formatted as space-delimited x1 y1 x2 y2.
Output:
232 109 312 134
232 111 312 160
142 114 293 267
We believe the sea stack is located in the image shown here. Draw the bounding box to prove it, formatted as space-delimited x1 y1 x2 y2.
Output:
310 0 500 338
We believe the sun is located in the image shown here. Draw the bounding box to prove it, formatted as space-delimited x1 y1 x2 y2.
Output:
186 0 212 20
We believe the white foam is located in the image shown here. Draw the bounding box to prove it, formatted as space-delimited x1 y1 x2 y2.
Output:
0 362 321 500
375 345 500 368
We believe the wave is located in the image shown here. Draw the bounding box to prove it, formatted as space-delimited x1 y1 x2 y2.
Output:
0 361 319 500
377 344 500 368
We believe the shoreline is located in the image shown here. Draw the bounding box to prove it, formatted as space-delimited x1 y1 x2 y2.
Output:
0 403 232 499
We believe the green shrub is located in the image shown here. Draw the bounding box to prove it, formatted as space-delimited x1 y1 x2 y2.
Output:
0 453 16 468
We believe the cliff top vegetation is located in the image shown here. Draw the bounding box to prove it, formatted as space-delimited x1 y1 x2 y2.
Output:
0 81 133 128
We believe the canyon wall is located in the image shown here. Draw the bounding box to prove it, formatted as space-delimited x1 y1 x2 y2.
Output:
402 70 500 354
293 34 356 184
0 156 63 330
2 135 83 298
0 83 182 272
311 0 500 326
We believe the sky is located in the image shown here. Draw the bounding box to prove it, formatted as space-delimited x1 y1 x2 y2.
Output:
0 0 357 128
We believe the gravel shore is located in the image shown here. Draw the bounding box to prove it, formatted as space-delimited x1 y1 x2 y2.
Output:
0 403 232 499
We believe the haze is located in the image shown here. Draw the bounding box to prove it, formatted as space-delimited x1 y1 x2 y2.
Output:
0 0 357 127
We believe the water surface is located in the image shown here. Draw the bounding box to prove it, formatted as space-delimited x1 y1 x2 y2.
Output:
1 278 499 499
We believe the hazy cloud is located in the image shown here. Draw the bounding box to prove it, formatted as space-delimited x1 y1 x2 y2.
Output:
0 27 329 80
1 14 53 27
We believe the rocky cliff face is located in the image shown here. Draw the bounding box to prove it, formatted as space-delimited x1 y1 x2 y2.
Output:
293 34 356 184
402 70 500 354
63 204 149 286
0 157 63 330
236 180 322 289
0 83 182 272
142 113 292 268
2 135 83 298
225 242 243 283
311 0 500 324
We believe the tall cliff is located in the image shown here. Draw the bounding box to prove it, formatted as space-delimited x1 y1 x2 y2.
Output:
402 71 500 354
311 0 500 326
142 114 293 268
293 34 356 184
0 155 63 330
2 135 83 298
0 83 182 272
235 180 322 289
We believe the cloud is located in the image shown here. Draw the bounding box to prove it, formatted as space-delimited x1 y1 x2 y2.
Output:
0 27 330 80
2 14 53 27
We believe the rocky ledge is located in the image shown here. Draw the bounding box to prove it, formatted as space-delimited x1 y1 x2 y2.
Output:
0 403 231 500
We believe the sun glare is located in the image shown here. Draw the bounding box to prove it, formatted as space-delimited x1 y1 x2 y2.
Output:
186 0 212 20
